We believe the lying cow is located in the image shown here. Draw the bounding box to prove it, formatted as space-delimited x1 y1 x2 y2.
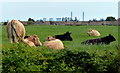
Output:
53 32 73 41
81 34 116 45
44 36 64 50
6 20 25 43
87 28 100 36
24 34 42 47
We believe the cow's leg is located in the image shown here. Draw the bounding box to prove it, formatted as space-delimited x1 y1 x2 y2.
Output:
14 36 19 43
7 32 13 43
15 33 19 43
13 31 19 43
8 32 13 43
21 35 25 42
21 27 25 42
7 24 13 43
8 37 13 43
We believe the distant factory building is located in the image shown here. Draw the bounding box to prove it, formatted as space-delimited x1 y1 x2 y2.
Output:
62 17 71 21
56 18 61 21
49 18 54 21
43 18 47 21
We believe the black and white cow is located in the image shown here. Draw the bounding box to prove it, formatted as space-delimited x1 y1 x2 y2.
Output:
54 32 73 41
81 34 116 45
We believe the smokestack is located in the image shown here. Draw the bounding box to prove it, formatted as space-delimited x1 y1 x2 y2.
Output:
83 12 84 21
71 12 73 21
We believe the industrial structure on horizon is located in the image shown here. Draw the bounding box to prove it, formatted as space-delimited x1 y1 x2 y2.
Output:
40 11 84 22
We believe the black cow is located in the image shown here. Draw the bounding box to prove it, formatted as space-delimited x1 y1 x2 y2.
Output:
81 34 116 45
54 32 73 41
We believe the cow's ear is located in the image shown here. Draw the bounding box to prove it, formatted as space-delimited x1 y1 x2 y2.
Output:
47 36 50 39
66 32 71 34
109 34 112 36
66 32 68 34
34 34 37 37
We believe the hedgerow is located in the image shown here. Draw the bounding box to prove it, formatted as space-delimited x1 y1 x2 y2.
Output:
2 43 120 72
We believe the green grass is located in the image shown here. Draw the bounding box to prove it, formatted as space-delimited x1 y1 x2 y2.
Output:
2 25 119 55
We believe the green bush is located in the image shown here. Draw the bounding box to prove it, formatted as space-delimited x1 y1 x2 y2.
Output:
27 21 34 25
2 43 120 72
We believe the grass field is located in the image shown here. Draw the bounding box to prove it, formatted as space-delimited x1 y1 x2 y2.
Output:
2 25 119 55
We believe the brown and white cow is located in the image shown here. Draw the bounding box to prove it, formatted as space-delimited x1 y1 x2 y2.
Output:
6 20 25 43
87 28 100 36
44 36 64 50
24 34 42 47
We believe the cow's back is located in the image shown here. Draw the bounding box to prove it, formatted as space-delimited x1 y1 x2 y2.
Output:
6 20 25 43
12 20 25 39
92 30 100 36
44 39 64 49
87 29 100 36
24 39 36 47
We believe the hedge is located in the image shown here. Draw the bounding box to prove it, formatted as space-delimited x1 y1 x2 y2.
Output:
2 43 120 72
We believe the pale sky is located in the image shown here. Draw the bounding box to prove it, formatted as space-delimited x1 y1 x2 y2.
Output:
1 0 119 21
0 0 119 2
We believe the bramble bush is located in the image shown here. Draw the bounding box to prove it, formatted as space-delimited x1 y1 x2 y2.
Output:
2 43 120 72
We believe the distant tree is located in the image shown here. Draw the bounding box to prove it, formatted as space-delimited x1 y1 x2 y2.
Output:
40 19 44 23
28 18 35 22
27 21 34 25
100 18 104 21
3 22 8 25
106 16 116 21
28 18 35 25
3 20 9 25
93 18 97 21
89 20 92 21
74 17 78 21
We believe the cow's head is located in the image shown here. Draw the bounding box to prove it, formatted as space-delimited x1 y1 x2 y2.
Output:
104 34 116 44
25 34 42 46
46 36 56 41
88 28 93 32
108 34 116 42
64 32 73 41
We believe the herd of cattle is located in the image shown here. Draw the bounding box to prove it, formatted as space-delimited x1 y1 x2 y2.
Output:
6 20 116 50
